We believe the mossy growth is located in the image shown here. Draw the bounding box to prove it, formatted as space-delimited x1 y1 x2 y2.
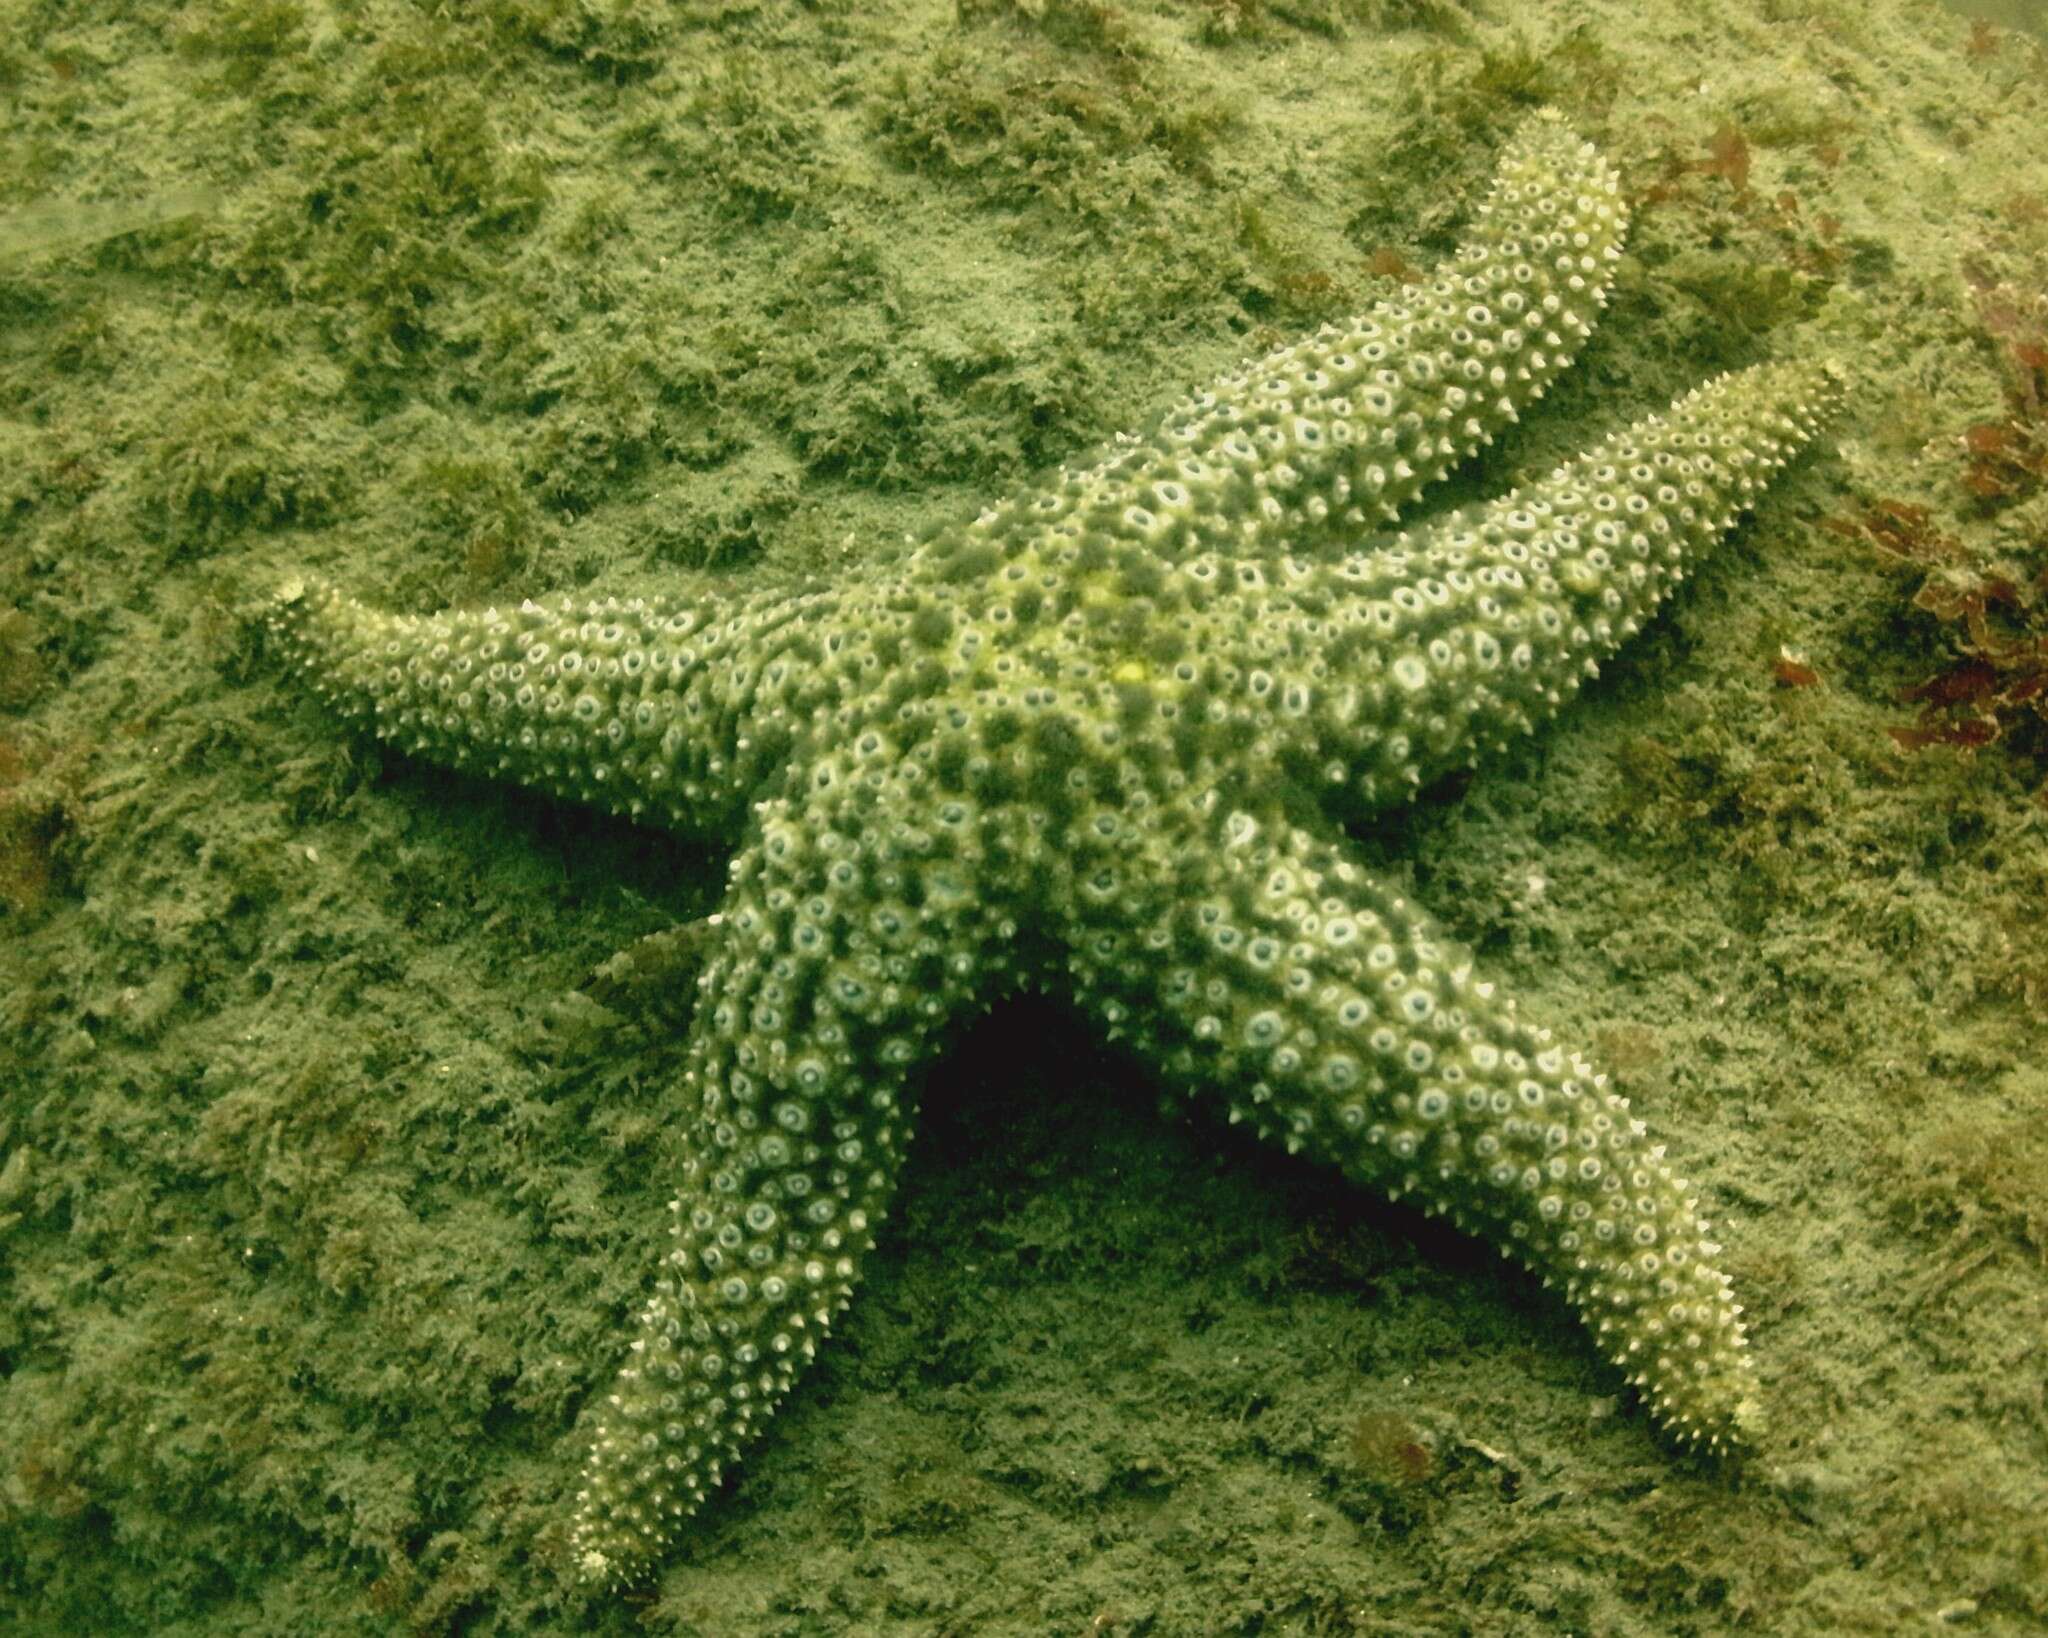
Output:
1228 199 1358 329
480 0 674 82
0 727 78 917
141 369 350 558
620 55 827 226
398 449 541 589
0 608 47 710
225 33 549 389
641 462 799 572
174 0 308 92
1401 27 1623 135
1194 0 1472 46
873 6 1236 223
736 233 1098 492
1663 249 1828 341
0 187 222 266
1887 1075 2048 1266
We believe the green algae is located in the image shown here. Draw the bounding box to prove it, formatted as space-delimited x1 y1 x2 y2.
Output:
0 185 220 265
4 0 2048 1633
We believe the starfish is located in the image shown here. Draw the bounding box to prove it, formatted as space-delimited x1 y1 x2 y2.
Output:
262 111 1843 1586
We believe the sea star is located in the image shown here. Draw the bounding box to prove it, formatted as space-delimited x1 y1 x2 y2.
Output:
262 111 1844 1585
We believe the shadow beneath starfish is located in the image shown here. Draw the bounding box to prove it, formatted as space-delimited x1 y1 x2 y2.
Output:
843 993 1593 1404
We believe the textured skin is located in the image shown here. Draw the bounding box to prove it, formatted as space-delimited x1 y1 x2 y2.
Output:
262 112 1845 1586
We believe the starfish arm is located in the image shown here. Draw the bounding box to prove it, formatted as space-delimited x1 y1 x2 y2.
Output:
1059 804 1758 1451
567 792 1001 1585
913 109 1626 578
1302 356 1848 807
260 576 836 835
